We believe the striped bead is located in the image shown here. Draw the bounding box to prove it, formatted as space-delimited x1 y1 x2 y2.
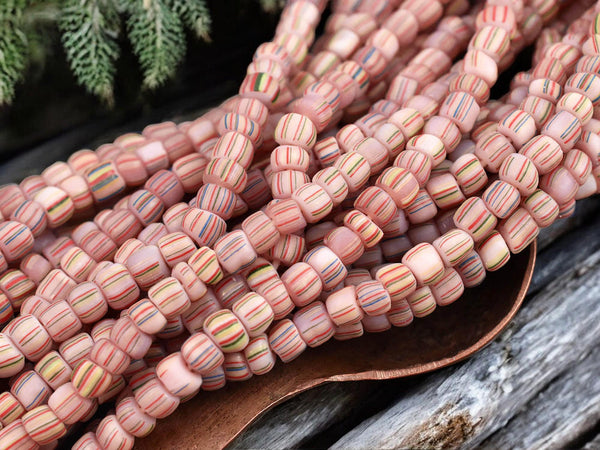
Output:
114 152 148 187
541 110 582 151
469 26 510 63
180 285 215 330
430 268 464 306
148 277 190 319
387 298 413 327
36 269 75 303
39 300 81 342
373 122 406 159
406 134 447 167
214 229 257 274
266 199 307 234
239 72 280 105
394 150 432 187
0 420 37 450
325 286 362 326
523 189 560 227
388 108 425 140
60 247 96 283
498 208 539 254
0 185 26 218
31 187 73 227
334 321 364 340
58 332 93 367
48 383 94 426
135 140 170 174
475 132 515 173
95 263 139 310
498 109 537 149
401 243 445 286
451 154 488 196
375 166 419 208
34 351 71 390
116 396 155 438
125 245 170 290
352 136 389 173
355 280 391 316
11 371 51 410
426 173 466 209
293 301 334 347
362 314 391 333
273 113 317 149
564 149 592 185
232 292 274 337
244 335 275 375
140 222 169 247
355 186 396 228
432 229 474 267
270 169 310 199
310 169 346 210
439 90 480 134
156 352 202 398
188 247 223 285
454 197 497 242
499 153 539 196
532 57 566 84
324 226 364 266
557 92 593 125
334 151 371 192
0 293 13 326
292 183 333 224
67 282 107 325
304 246 347 290
374 263 416 301
343 209 383 248
195 184 236 219
565 73 600 107
68 149 100 174
482 180 521 219
476 230 511 272
223 352 252 382
0 392 25 426
281 262 322 307
85 161 126 203
181 332 224 375
0 221 34 261
405 188 438 224
128 189 164 226
406 286 437 317
20 176 47 198
163 203 190 233
128 298 166 335
529 78 562 103
157 232 196 267
313 137 342 167
182 208 227 248
268 319 306 362
10 201 46 237
5 315 51 362
145 170 184 207
518 135 563 175
0 270 35 308
211 133 253 171
520 95 555 128
102 212 141 250
241 211 280 255
110 316 152 359
204 310 249 353
267 233 306 267
203 158 247 194
91 318 115 342
201 366 226 391
0 334 24 378
96 415 135 449
172 154 207 194
539 167 579 206
271 145 310 172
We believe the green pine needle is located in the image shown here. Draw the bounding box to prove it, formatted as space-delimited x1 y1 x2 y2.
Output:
59 0 121 105
168 0 211 42
0 23 28 105
127 0 186 90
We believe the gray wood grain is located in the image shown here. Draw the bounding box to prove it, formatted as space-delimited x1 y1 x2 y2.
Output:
330 250 600 449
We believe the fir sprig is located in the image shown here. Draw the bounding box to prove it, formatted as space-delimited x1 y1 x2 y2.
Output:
0 23 28 105
127 0 186 90
59 0 121 105
168 0 212 42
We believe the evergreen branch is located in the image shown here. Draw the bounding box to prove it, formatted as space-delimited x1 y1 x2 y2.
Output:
59 0 121 105
259 0 284 14
127 0 186 90
0 22 28 105
168 0 211 42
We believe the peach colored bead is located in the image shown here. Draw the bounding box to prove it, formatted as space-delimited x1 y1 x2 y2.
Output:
91 318 114 342
134 140 170 174
353 137 389 173
476 4 516 34
270 170 310 199
332 152 370 193
475 131 515 172
374 263 417 301
439 90 481 134
268 233 306 266
114 152 147 187
386 75 419 106
469 26 510 63
325 286 363 326
312 137 342 168
124 245 168 290
406 286 436 317
10 200 47 237
564 149 592 184
213 274 248 309
356 280 391 316
181 332 224 375
5 314 51 362
181 208 227 248
388 108 425 139
454 197 498 242
523 189 560 227
449 73 491 105
0 185 26 217
424 116 462 153
188 246 223 285
292 183 333 223
281 262 323 307
557 92 593 125
271 145 310 172
401 243 445 286
95 263 139 310
304 246 347 290
204 310 249 353
147 276 190 319
90 338 130 375
334 320 365 339
499 153 539 196
463 49 498 86
239 212 278 256
115 396 156 438
477 230 511 271
223 351 252 382
498 207 539 253
68 149 100 174
157 232 196 268
244 335 275 375
406 134 447 167
96 415 134 450
36 268 75 303
387 297 414 327
312 167 349 207
293 301 334 347
110 316 152 359
0 221 34 261
451 154 488 196
39 300 81 342
232 292 274 337
532 57 566 85
11 370 51 410
58 332 92 368
85 161 126 203
375 166 419 208
127 189 164 227
139 222 169 247
336 124 365 153
518 135 563 175
426 173 466 209
0 419 37 450
163 203 190 233
541 110 582 151
430 268 464 306
0 270 35 308
497 109 537 149
539 167 579 205
0 293 13 325
156 352 202 398
171 154 206 194
0 391 25 425
0 333 24 378
432 229 474 267
482 180 521 219
59 247 96 283
405 188 438 224
324 226 364 265
355 186 396 228
373 122 406 159
145 170 185 207
343 210 383 248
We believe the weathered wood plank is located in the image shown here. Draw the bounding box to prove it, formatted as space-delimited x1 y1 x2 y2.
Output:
480 344 600 449
330 250 600 449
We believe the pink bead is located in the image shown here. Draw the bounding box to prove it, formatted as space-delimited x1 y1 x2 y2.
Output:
564 149 592 184
325 286 363 326
58 332 93 368
181 332 224 375
362 313 391 332
204 310 249 353
292 183 334 223
382 9 418 43
375 166 420 208
267 233 306 266
518 135 563 175
541 110 582 151
11 370 51 410
111 316 152 359
85 161 126 203
333 152 371 192
171 154 206 194
243 334 275 375
48 383 94 426
127 189 164 226
405 189 438 224
343 210 383 248
157 232 196 268
90 339 130 374
498 207 539 253
432 229 474 267
115 396 156 438
355 280 391 316
373 122 406 159
128 298 166 335
0 221 34 261
222 352 252 382
281 262 323 307
68 149 100 174
10 201 47 237
539 166 579 205
188 247 223 285
453 197 497 242
163 203 190 234
430 268 465 306
304 246 347 290
497 109 537 149
232 292 274 337
266 199 307 234
0 270 35 309
293 301 334 347
91 318 114 342
388 108 425 139
0 419 37 450
95 263 139 310
139 222 169 246
156 352 202 398
39 300 81 342
557 92 593 125
181 208 227 248
20 176 47 199
0 292 13 325
475 132 515 173
401 243 445 286
67 282 107 324
451 154 488 196
406 286 437 317
100 210 142 247
134 140 170 174
523 189 560 227
274 113 317 149
482 180 521 219
0 333 25 378
476 230 511 271
195 184 237 219
145 170 185 207
499 153 539 196
355 186 396 228
426 173 466 209
439 91 481 133
323 226 363 265
529 78 562 102
5 314 51 362
353 137 389 173
114 152 148 187
394 150 432 187
565 73 600 107
96 415 135 449
374 263 416 301
147 277 190 319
